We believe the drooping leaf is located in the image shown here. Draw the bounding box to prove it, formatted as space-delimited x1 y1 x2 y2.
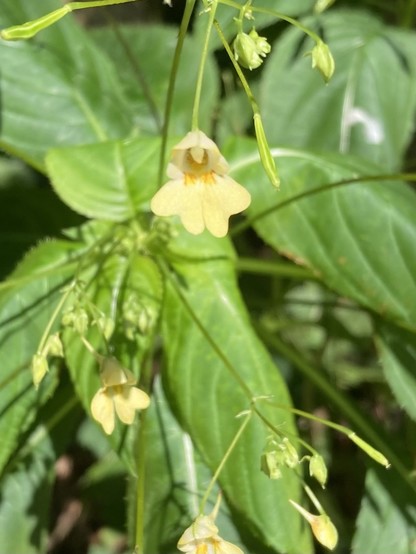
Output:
0 0 134 170
161 230 312 554
261 10 416 171
46 137 162 220
352 467 416 554
226 139 416 331
375 321 416 422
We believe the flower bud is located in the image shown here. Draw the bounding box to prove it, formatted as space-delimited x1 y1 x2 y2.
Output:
249 29 271 57
45 333 64 358
95 315 115 341
309 40 335 83
260 448 284 479
290 501 338 551
314 0 336 13
32 353 49 389
260 437 299 478
233 32 263 70
309 454 328 488
310 515 338 550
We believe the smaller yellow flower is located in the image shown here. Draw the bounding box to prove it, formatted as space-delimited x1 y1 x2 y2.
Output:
177 514 244 554
91 357 150 435
151 130 251 238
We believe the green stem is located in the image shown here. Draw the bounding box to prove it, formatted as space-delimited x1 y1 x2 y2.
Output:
37 281 77 354
158 0 196 186
158 259 253 399
134 408 148 554
236 257 315 280
258 329 416 495
199 410 252 513
218 0 321 42
231 172 416 236
191 0 217 130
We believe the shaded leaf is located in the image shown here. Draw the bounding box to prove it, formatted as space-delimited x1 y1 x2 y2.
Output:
161 231 312 554
376 321 416 422
352 467 416 554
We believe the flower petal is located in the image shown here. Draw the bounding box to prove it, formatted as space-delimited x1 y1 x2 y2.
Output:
113 386 150 425
216 540 245 554
202 177 251 237
91 388 115 435
151 180 188 217
100 357 130 387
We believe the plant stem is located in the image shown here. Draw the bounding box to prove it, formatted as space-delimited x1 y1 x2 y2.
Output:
191 0 218 130
158 0 196 186
236 257 315 280
199 410 252 513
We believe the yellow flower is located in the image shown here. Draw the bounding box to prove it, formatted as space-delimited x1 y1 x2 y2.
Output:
91 357 150 435
151 130 251 238
177 514 244 554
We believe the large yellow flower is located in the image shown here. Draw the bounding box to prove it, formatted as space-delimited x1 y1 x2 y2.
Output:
177 514 244 554
91 357 150 435
151 130 251 237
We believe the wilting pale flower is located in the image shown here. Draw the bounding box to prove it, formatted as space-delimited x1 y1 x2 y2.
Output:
178 514 244 554
91 357 150 435
151 130 251 238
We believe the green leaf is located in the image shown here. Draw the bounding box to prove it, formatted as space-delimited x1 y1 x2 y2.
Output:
0 239 81 473
376 321 416 422
64 252 163 473
0 0 134 170
0 181 82 278
226 139 416 331
91 23 219 136
143 377 249 553
161 233 312 554
46 137 162 220
352 467 416 554
261 10 416 170
0 377 82 553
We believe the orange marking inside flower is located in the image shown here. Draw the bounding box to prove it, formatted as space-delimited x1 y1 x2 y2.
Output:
184 171 217 186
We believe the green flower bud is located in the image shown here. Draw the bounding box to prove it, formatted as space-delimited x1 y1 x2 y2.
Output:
309 40 335 83
281 438 299 468
249 29 271 57
95 315 115 341
45 333 64 358
290 501 338 551
233 32 263 70
310 515 338 550
260 449 284 480
314 0 336 14
309 454 328 488
32 353 49 389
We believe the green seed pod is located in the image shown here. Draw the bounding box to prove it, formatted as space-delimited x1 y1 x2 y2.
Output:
45 333 64 358
310 40 335 83
309 454 328 487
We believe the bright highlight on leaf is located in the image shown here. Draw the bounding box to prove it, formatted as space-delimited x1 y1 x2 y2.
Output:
91 357 150 435
151 130 251 237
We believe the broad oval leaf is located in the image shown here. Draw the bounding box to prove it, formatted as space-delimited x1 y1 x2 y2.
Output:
227 139 416 331
0 0 134 170
261 10 416 171
161 230 312 554
46 137 161 220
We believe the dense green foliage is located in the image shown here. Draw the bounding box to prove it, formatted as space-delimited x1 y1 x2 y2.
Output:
0 0 416 553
